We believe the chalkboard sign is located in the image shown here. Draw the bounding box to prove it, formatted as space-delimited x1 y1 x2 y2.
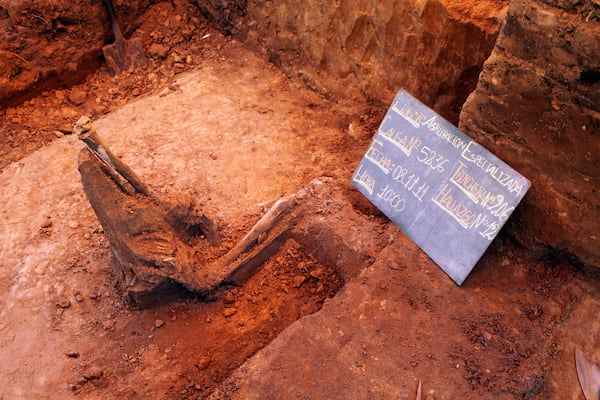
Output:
352 89 531 285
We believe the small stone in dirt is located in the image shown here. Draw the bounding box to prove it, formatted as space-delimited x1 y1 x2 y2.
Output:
74 291 84 303
57 299 71 309
68 89 87 106
516 343 528 358
159 85 177 97
53 130 64 138
68 221 79 229
310 267 325 280
83 367 103 381
60 125 74 135
347 122 358 141
155 319 165 328
196 356 211 370
102 320 115 330
148 43 170 59
41 217 53 229
292 275 306 288
65 351 80 358
223 292 236 304
88 291 99 300
223 307 237 317
60 106 79 119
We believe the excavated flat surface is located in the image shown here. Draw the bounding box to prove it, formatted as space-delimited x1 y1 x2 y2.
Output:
1 18 599 400
0 36 385 399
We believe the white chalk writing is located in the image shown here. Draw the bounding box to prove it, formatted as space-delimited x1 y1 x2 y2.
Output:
352 163 376 195
469 213 502 240
416 145 450 173
391 100 426 128
450 161 491 204
365 139 393 174
378 116 422 157
376 184 406 212
461 141 525 197
391 164 430 202
432 184 478 229
422 116 468 151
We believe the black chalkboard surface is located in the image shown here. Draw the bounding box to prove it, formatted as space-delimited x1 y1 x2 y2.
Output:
352 89 531 285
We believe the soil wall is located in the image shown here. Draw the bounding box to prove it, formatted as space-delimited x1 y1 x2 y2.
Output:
459 0 600 267
197 0 599 268
195 0 507 124
0 0 151 107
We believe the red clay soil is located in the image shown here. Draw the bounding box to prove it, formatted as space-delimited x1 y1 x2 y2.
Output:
0 2 598 399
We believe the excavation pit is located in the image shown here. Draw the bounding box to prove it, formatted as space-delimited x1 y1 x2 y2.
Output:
0 1 598 399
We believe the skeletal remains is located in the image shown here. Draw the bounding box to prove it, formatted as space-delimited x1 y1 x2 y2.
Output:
75 116 352 307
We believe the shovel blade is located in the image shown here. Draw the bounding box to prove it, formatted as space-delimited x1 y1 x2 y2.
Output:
102 37 147 75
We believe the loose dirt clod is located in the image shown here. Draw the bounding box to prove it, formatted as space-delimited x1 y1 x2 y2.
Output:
57 299 71 309
102 320 115 330
67 89 87 106
223 308 237 317
83 367 103 381
197 356 212 370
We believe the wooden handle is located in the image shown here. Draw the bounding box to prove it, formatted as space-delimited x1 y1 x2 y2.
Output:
101 0 125 43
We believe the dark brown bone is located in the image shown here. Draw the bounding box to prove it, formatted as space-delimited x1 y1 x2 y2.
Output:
76 117 303 307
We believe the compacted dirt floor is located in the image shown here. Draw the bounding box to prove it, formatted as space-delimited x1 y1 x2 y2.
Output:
1 2 599 400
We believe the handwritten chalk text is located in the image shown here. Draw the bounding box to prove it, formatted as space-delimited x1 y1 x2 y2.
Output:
352 163 376 195
365 139 393 174
423 116 468 151
376 184 406 213
391 164 430 202
461 141 525 196
391 100 426 128
416 145 450 173
378 116 422 157
432 184 477 229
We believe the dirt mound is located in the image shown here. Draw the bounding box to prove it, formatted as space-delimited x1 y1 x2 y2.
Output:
0 0 220 170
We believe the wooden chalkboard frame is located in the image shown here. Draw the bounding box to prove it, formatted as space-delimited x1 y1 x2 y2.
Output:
352 89 531 285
